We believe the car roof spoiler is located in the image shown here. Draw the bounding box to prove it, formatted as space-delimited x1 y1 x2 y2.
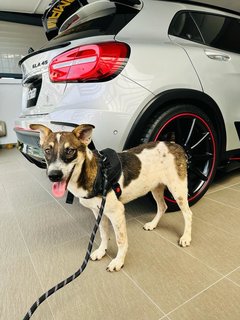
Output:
42 0 89 40
42 0 142 40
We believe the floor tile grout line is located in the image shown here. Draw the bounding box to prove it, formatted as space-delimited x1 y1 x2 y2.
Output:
165 265 240 318
27 162 97 218
207 180 240 195
159 315 171 320
2 183 16 213
221 265 240 282
31 233 92 256
222 265 240 288
101 247 167 317
134 217 224 277
228 186 240 192
121 269 167 317
165 276 225 318
192 214 240 240
1 165 61 213
224 265 240 278
206 185 229 195
204 195 240 212
225 275 240 288
14 213 56 320
23 168 80 221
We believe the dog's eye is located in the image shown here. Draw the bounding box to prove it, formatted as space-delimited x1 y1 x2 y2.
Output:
44 148 51 155
65 148 76 156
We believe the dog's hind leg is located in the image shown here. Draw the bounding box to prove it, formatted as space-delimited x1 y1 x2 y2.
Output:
143 184 167 231
177 198 192 247
91 213 109 261
168 180 193 247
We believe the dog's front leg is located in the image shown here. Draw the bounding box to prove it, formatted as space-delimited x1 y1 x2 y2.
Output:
90 213 109 261
105 200 128 272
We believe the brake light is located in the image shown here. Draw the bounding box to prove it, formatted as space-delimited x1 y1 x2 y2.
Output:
49 42 129 82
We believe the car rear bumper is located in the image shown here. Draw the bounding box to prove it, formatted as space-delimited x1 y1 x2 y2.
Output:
14 127 46 167
14 107 136 166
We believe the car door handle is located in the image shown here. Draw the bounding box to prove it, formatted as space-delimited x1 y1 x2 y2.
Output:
204 50 231 62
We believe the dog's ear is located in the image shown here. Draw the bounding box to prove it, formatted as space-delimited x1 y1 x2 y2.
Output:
72 124 95 146
30 124 52 146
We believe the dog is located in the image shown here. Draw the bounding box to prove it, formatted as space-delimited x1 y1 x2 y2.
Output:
30 123 193 272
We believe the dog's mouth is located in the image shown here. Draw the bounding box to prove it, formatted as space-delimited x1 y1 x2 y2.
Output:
50 165 75 198
52 181 67 198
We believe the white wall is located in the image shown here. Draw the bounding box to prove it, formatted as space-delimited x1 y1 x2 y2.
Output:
0 21 46 144
0 78 22 144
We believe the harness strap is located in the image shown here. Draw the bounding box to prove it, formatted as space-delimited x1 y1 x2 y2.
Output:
66 191 74 204
90 148 122 199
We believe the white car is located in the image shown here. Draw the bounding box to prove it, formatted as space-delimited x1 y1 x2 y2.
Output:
15 0 240 210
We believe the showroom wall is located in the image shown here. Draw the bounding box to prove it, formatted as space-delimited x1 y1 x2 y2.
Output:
0 21 46 144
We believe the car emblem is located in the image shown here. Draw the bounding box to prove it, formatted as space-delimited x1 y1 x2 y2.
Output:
32 60 48 69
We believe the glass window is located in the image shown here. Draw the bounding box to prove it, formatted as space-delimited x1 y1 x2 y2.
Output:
169 10 240 54
191 12 240 54
169 12 203 43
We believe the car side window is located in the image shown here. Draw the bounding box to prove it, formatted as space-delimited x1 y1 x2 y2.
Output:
169 12 203 43
191 12 240 54
169 10 240 54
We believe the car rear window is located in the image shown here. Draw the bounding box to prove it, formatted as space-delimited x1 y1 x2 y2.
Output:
46 2 139 47
169 10 240 54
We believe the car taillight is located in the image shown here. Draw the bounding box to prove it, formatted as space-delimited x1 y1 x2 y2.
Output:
49 42 129 82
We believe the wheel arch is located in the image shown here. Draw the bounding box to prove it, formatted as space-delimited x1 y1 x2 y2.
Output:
124 89 226 157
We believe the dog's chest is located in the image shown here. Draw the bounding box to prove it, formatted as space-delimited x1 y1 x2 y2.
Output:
68 181 88 199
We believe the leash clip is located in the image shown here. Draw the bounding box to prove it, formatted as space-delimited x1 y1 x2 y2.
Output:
97 150 107 162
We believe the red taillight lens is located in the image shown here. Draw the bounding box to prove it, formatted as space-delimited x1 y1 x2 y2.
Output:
49 42 129 82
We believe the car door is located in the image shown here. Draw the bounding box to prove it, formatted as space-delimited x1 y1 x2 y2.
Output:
169 9 240 152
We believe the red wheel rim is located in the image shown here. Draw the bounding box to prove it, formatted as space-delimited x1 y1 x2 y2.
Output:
154 113 216 204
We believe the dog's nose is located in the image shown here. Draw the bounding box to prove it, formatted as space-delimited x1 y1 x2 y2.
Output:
48 170 63 182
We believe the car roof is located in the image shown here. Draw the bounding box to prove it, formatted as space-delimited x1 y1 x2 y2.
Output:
156 0 240 16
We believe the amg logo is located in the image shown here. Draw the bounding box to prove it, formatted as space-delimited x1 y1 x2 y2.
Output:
32 60 48 68
47 0 76 29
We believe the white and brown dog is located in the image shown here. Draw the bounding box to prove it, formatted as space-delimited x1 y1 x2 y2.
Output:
30 123 193 272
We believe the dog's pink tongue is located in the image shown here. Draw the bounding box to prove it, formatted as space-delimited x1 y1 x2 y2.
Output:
52 181 67 198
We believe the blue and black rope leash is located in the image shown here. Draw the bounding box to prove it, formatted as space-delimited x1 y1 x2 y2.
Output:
22 154 108 320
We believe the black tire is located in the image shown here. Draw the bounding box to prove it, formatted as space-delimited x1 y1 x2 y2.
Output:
140 104 219 211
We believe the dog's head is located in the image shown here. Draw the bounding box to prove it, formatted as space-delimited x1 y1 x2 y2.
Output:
30 123 95 197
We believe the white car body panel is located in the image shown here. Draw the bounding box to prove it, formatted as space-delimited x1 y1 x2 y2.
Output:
171 39 240 150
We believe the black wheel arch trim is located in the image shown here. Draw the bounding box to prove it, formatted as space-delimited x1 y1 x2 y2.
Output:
124 88 226 158
234 122 240 141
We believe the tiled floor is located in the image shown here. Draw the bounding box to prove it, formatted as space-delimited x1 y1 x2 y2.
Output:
1 147 240 320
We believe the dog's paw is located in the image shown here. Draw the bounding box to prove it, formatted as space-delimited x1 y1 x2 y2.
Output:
106 258 124 272
179 235 191 247
143 222 156 231
90 248 106 261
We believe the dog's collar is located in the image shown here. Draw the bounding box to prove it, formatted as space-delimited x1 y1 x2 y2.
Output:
65 164 76 204
84 148 122 199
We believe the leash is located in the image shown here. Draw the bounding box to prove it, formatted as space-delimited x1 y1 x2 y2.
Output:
22 153 108 320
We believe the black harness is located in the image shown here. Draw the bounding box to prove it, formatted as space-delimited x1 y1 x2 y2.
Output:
66 148 122 203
